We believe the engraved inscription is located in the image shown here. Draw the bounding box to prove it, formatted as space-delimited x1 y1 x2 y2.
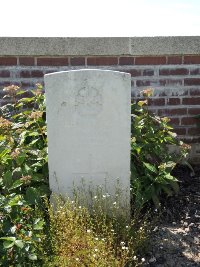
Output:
61 101 67 107
75 87 103 116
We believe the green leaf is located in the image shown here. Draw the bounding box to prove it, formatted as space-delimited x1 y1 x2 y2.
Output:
169 181 179 194
25 187 41 205
33 219 44 230
24 164 31 174
8 194 22 206
0 237 16 249
161 184 173 196
0 237 16 241
165 173 178 181
29 132 40 137
144 184 155 202
16 153 26 165
12 167 22 180
143 162 157 173
32 173 43 182
9 180 23 190
3 171 12 187
28 254 37 261
15 240 24 249
0 135 6 141
3 240 15 249
135 146 141 154
19 97 34 103
19 131 27 145
29 138 39 146
0 148 11 159
37 184 50 196
16 90 26 96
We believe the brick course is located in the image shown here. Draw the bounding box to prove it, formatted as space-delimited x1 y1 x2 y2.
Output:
159 68 189 76
87 57 118 65
0 54 199 146
70 57 85 66
0 57 17 65
37 57 69 66
135 56 166 65
19 57 35 66
167 56 182 64
0 70 10 78
184 56 200 64
119 57 134 65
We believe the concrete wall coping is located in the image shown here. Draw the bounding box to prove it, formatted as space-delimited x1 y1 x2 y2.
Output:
0 37 199 56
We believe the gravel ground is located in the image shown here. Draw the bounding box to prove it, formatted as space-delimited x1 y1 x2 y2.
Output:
143 165 200 267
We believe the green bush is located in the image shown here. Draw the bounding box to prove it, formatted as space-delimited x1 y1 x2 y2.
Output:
131 88 190 209
0 84 48 199
0 84 48 265
0 193 45 266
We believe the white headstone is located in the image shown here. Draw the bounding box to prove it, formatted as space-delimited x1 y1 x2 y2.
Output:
44 69 131 200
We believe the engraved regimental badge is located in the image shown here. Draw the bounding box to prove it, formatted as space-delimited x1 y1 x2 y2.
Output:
75 87 103 116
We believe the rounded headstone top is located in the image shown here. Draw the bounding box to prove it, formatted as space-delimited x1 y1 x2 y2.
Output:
44 69 131 78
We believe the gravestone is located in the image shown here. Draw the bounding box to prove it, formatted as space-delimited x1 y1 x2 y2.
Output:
44 69 131 201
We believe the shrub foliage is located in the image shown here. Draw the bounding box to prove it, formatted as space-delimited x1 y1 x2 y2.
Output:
0 84 48 265
131 89 190 209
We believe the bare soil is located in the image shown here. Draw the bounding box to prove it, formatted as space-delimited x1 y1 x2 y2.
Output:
143 165 200 267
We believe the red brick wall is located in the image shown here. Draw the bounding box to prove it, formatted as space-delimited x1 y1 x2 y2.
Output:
0 55 200 144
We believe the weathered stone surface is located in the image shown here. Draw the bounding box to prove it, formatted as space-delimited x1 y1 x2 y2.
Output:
0 37 200 56
45 69 131 199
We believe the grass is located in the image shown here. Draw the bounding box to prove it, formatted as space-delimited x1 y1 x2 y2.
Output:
40 182 153 266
